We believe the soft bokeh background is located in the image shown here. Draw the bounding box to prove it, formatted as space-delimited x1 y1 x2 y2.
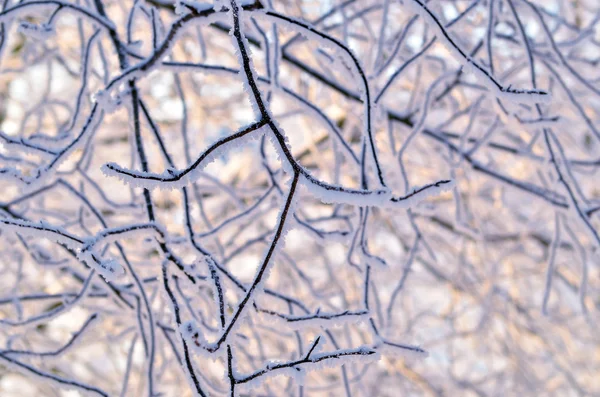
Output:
0 0 599 395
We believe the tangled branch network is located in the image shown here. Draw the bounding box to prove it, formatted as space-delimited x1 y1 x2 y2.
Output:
0 0 598 395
